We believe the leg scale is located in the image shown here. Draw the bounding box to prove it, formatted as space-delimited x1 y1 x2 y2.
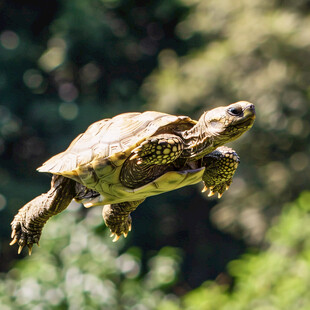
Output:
201 146 240 198
130 134 183 165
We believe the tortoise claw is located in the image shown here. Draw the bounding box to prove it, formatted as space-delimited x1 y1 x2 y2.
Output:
18 245 24 255
130 151 143 165
11 229 16 239
110 232 121 242
130 153 139 160
27 244 33 256
10 236 18 246
208 186 215 197
201 185 208 193
203 184 229 199
208 191 216 197
112 235 120 242
10 206 43 255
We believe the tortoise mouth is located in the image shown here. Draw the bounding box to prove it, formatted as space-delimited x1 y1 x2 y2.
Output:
239 115 255 127
234 104 256 128
243 104 256 118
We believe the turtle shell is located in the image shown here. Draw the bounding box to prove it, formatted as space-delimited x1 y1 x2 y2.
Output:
38 111 200 204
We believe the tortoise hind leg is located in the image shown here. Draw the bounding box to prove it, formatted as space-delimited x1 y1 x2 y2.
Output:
102 199 145 241
10 175 76 255
201 146 240 198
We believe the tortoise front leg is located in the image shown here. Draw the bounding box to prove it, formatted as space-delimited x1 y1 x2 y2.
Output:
130 134 183 165
201 146 240 198
102 199 144 242
10 175 76 255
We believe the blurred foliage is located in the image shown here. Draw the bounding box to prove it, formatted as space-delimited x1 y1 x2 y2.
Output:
1 192 310 309
0 0 310 306
176 191 310 310
0 203 184 309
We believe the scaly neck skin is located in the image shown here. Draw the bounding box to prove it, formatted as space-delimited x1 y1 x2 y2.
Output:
180 115 215 159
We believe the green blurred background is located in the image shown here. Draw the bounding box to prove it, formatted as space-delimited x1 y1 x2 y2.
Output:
1 0 310 309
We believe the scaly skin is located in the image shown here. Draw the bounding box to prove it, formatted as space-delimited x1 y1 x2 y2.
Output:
130 134 183 165
10 175 76 255
201 146 240 198
102 199 145 241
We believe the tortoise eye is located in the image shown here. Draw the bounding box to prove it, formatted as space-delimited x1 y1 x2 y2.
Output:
228 105 243 116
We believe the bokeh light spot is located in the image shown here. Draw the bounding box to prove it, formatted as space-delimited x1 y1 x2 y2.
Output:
116 253 140 278
0 30 19 50
38 38 66 72
263 161 290 194
80 63 101 84
58 83 79 102
59 102 79 120
23 69 43 89
290 152 309 172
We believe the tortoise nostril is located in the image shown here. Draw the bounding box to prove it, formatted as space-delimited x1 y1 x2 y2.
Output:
248 104 255 112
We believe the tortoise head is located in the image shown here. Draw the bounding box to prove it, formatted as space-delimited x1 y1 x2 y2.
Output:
182 101 255 159
202 101 256 145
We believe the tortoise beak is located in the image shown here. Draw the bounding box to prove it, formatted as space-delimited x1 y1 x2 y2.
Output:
243 104 256 120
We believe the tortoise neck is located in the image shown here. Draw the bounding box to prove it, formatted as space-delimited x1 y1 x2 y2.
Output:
181 115 215 159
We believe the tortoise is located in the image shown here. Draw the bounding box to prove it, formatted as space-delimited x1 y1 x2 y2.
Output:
10 101 255 255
